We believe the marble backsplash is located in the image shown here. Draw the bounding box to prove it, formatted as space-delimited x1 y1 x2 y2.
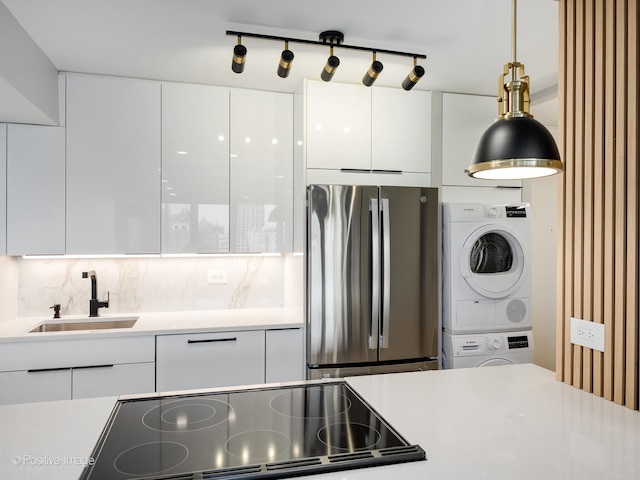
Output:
13 254 303 318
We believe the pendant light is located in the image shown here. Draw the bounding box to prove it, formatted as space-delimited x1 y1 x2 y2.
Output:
466 0 563 180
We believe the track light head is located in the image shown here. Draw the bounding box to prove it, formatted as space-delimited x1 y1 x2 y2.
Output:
321 55 340 82
402 64 425 91
362 54 383 87
231 43 247 74
278 42 294 78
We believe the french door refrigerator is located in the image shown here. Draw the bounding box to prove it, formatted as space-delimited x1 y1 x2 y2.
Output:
306 184 439 379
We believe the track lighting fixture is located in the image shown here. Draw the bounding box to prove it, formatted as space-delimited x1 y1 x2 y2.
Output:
401 58 425 91
362 52 383 87
225 30 426 88
231 36 246 74
466 0 562 180
277 41 294 78
321 47 340 82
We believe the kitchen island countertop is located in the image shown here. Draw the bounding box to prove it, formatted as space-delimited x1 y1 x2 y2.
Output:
1 363 639 479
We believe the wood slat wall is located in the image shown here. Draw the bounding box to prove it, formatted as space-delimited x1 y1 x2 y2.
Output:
556 0 639 409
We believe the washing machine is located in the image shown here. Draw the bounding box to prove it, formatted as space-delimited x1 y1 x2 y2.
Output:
441 330 534 368
442 202 532 334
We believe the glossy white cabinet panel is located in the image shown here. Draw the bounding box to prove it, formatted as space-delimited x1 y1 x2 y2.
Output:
441 93 521 188
156 330 266 392
229 89 293 252
265 328 304 383
6 125 65 255
0 369 71 404
72 362 155 399
0 125 6 255
65 75 161 254
305 81 371 170
372 88 431 173
161 82 230 253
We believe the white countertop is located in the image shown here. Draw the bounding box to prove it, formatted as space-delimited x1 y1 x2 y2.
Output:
0 307 303 342
2 364 639 479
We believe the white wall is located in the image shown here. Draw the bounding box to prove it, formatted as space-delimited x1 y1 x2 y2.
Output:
522 174 560 372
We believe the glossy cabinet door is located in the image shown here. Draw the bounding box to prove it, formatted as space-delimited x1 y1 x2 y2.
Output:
372 88 432 173
229 89 293 252
0 125 6 255
6 125 65 255
305 80 371 170
156 330 266 392
66 75 161 254
161 82 230 253
441 93 522 188
265 328 304 383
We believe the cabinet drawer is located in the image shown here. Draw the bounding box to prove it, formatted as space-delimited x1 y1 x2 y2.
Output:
156 330 265 392
0 336 155 372
0 369 71 405
72 362 155 399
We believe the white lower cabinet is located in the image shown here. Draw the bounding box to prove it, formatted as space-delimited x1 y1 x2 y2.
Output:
0 369 71 404
0 336 155 404
156 330 266 392
265 328 304 383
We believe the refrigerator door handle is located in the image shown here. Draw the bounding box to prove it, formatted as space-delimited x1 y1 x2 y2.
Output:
380 197 391 348
370 197 380 349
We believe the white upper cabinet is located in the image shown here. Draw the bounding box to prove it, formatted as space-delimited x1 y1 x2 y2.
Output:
0 125 6 255
441 93 521 188
161 82 230 254
371 87 432 173
65 75 161 254
6 125 65 255
305 80 371 170
229 89 293 253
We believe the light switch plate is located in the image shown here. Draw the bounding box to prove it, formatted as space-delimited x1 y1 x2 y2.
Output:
207 270 228 285
570 317 605 352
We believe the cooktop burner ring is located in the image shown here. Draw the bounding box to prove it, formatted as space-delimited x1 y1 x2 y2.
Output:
268 390 352 419
225 430 292 462
317 422 383 452
142 397 233 432
113 441 189 476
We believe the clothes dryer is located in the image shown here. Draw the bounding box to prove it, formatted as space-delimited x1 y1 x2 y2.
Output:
441 330 534 369
442 203 532 334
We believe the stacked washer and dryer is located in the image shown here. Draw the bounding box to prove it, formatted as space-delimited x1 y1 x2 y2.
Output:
441 203 535 368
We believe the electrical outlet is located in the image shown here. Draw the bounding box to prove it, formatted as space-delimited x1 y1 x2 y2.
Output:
207 270 227 285
570 317 605 352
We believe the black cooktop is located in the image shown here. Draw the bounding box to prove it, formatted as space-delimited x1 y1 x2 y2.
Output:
80 381 425 479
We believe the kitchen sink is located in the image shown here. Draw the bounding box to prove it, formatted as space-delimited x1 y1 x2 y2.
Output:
29 316 139 333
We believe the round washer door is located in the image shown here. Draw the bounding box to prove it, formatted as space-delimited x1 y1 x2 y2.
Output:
477 357 514 367
460 224 526 299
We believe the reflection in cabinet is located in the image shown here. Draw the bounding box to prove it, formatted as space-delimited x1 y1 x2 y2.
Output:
6 125 65 255
65 75 161 254
265 328 304 383
156 330 266 392
230 89 293 252
161 83 230 253
441 93 521 188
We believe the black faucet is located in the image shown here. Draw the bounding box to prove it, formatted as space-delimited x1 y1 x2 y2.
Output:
82 270 109 317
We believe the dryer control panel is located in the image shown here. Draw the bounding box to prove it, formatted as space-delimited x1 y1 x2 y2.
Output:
449 331 534 357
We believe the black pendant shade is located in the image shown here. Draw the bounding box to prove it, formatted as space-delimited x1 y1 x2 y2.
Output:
467 116 562 180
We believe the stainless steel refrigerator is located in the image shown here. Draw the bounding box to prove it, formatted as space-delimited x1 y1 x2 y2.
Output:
306 184 439 379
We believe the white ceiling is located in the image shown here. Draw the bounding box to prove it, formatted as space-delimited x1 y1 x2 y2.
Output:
1 0 559 125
